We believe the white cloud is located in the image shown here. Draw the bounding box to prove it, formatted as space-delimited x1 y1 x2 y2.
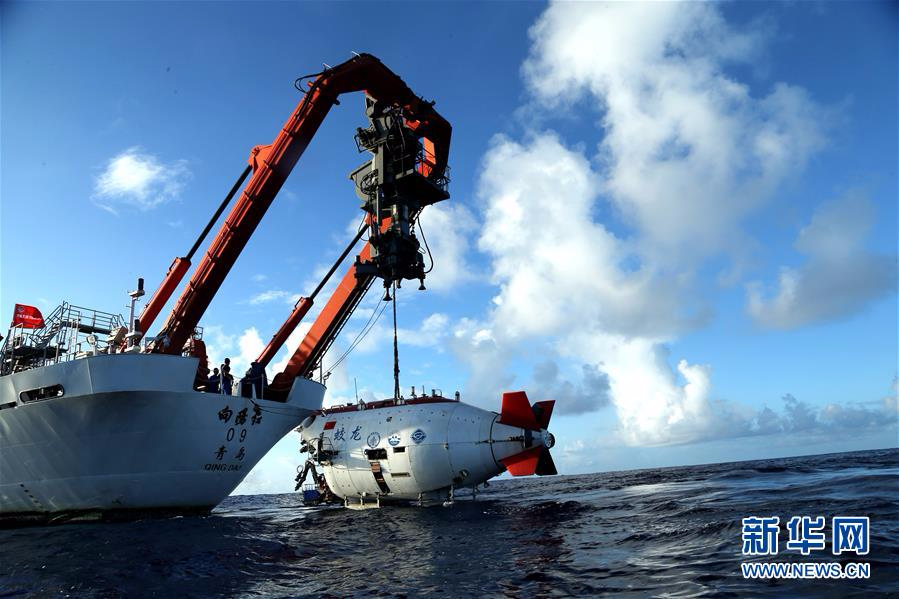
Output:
416 203 479 292
238 328 265 367
478 134 690 340
203 325 236 373
748 190 897 328
523 2 825 264
530 359 611 416
448 317 515 408
263 321 352 407
566 332 724 445
93 147 190 212
452 1 843 446
204 325 265 383
206 320 351 409
318 302 451 362
269 323 310 378
247 289 294 305
468 133 721 441
397 312 450 347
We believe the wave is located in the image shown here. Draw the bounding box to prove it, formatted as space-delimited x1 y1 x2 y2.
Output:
1 448 896 598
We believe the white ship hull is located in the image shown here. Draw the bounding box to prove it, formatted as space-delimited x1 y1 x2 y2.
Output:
0 353 324 522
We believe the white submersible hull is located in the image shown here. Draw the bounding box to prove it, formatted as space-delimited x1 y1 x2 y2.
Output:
0 353 324 522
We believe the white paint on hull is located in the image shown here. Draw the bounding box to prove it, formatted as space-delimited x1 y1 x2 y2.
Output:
300 400 531 502
0 353 324 517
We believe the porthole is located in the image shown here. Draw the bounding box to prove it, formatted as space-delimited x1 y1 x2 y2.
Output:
19 384 65 403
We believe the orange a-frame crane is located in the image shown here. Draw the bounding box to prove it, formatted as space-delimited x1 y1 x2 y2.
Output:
135 53 451 397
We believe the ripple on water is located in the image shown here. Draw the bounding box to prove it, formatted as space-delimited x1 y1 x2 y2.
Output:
0 448 896 597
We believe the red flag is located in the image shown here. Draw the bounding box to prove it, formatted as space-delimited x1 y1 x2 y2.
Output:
12 304 45 329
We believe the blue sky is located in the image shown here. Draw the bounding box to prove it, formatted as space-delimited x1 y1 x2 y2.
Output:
2 1 896 493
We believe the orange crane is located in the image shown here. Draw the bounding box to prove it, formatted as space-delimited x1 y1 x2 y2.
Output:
136 54 451 396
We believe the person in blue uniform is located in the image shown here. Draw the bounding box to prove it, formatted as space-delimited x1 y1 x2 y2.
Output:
221 358 233 395
243 361 267 399
207 367 221 393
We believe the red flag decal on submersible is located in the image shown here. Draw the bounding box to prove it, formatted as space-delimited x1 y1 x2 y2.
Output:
323 421 337 431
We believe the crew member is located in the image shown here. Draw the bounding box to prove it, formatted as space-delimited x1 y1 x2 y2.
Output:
221 358 233 395
243 361 267 399
207 367 221 394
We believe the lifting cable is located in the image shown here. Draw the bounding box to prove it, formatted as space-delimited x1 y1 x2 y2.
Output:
392 281 400 399
297 216 371 378
322 293 389 377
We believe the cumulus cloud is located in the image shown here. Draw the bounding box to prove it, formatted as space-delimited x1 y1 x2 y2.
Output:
562 388 897 459
467 130 742 444
479 134 692 340
449 317 515 406
530 359 611 416
93 147 190 213
416 203 479 292
267 324 308 376
238 328 265 367
202 325 236 366
523 2 825 263
204 325 265 382
564 333 729 445
451 1 852 446
748 190 897 328
749 392 896 439
319 307 453 363
265 320 352 406
397 312 450 347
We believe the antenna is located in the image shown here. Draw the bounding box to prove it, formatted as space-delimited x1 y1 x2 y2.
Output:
126 277 146 349
354 377 359 402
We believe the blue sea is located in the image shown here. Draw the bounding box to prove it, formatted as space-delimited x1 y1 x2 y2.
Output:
1 448 896 597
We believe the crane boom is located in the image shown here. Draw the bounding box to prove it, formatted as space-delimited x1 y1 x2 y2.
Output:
152 53 450 355
133 165 253 344
255 221 368 369
281 247 374 384
271 223 381 389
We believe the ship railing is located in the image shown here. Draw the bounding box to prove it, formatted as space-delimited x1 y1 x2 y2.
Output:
195 374 267 401
236 375 267 400
389 142 451 194
1 302 126 375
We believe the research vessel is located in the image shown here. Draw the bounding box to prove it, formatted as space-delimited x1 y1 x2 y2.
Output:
0 303 323 522
0 53 452 523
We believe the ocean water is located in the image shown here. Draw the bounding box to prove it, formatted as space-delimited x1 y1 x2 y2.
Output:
1 448 896 597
